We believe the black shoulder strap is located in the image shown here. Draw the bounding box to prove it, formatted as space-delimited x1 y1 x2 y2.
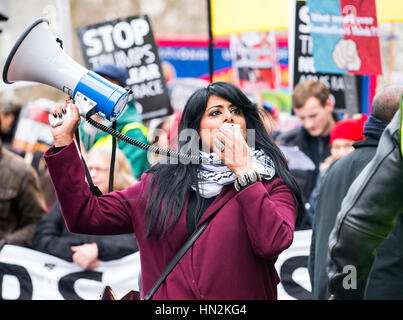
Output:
108 121 117 193
75 128 102 197
143 212 217 300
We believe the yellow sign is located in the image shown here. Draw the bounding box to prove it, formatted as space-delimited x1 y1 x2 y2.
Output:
211 0 403 36
211 0 289 36
377 0 403 23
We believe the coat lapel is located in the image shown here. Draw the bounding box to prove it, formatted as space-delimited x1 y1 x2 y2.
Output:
196 184 237 227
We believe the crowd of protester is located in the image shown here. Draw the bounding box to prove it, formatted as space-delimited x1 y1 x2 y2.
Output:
1 70 402 300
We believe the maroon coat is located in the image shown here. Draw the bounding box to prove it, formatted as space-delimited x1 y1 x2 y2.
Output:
44 142 296 300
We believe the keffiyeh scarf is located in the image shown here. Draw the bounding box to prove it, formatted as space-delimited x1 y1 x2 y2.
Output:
193 148 276 198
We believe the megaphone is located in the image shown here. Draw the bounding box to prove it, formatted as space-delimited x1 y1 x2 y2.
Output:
2 19 130 127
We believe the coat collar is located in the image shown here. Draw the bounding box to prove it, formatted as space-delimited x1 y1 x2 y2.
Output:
195 184 237 227
353 136 379 149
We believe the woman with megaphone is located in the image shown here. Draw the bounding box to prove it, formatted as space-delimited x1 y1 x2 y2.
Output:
44 81 303 300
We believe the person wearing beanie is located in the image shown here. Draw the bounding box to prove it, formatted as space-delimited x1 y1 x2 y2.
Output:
309 84 403 300
298 116 366 229
328 117 366 163
91 64 129 88
79 64 149 180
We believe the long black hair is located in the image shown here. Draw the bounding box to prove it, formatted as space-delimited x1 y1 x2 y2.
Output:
145 82 304 238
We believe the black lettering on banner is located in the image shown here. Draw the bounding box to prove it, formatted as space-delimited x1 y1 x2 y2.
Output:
58 270 102 300
0 262 33 300
279 255 312 300
76 15 173 120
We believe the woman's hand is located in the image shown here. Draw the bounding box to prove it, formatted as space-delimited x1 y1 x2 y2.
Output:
50 103 81 147
212 126 253 177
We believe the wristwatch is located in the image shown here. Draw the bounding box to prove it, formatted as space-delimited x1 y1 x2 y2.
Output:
234 171 262 192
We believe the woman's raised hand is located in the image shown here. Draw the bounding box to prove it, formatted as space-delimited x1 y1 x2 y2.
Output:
50 103 81 147
212 126 253 177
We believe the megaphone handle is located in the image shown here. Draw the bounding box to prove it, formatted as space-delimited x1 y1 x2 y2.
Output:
49 104 72 127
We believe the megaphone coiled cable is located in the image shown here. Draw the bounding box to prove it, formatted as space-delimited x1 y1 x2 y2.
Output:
85 115 203 164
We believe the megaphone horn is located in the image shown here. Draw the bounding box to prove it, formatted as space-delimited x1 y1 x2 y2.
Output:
2 19 130 127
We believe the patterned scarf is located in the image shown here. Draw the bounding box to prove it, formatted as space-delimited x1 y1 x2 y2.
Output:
193 148 276 198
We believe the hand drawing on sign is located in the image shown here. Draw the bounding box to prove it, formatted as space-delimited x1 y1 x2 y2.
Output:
332 39 361 71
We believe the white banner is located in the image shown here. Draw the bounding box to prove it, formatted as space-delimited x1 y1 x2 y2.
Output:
0 229 312 300
0 245 140 300
275 229 312 300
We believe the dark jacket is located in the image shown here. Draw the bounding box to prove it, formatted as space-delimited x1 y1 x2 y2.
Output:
327 110 403 299
277 128 330 230
33 202 139 262
277 114 338 208
308 136 378 299
0 142 46 247
44 141 297 300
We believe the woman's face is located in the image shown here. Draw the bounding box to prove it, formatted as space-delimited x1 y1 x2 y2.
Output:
199 94 247 152
87 155 110 194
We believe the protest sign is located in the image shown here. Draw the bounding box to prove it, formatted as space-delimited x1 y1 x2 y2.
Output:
76 15 172 120
276 36 290 89
230 31 278 91
0 230 312 300
157 35 233 85
275 229 312 300
0 245 140 300
290 0 361 115
156 35 231 110
308 0 382 75
12 99 57 153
